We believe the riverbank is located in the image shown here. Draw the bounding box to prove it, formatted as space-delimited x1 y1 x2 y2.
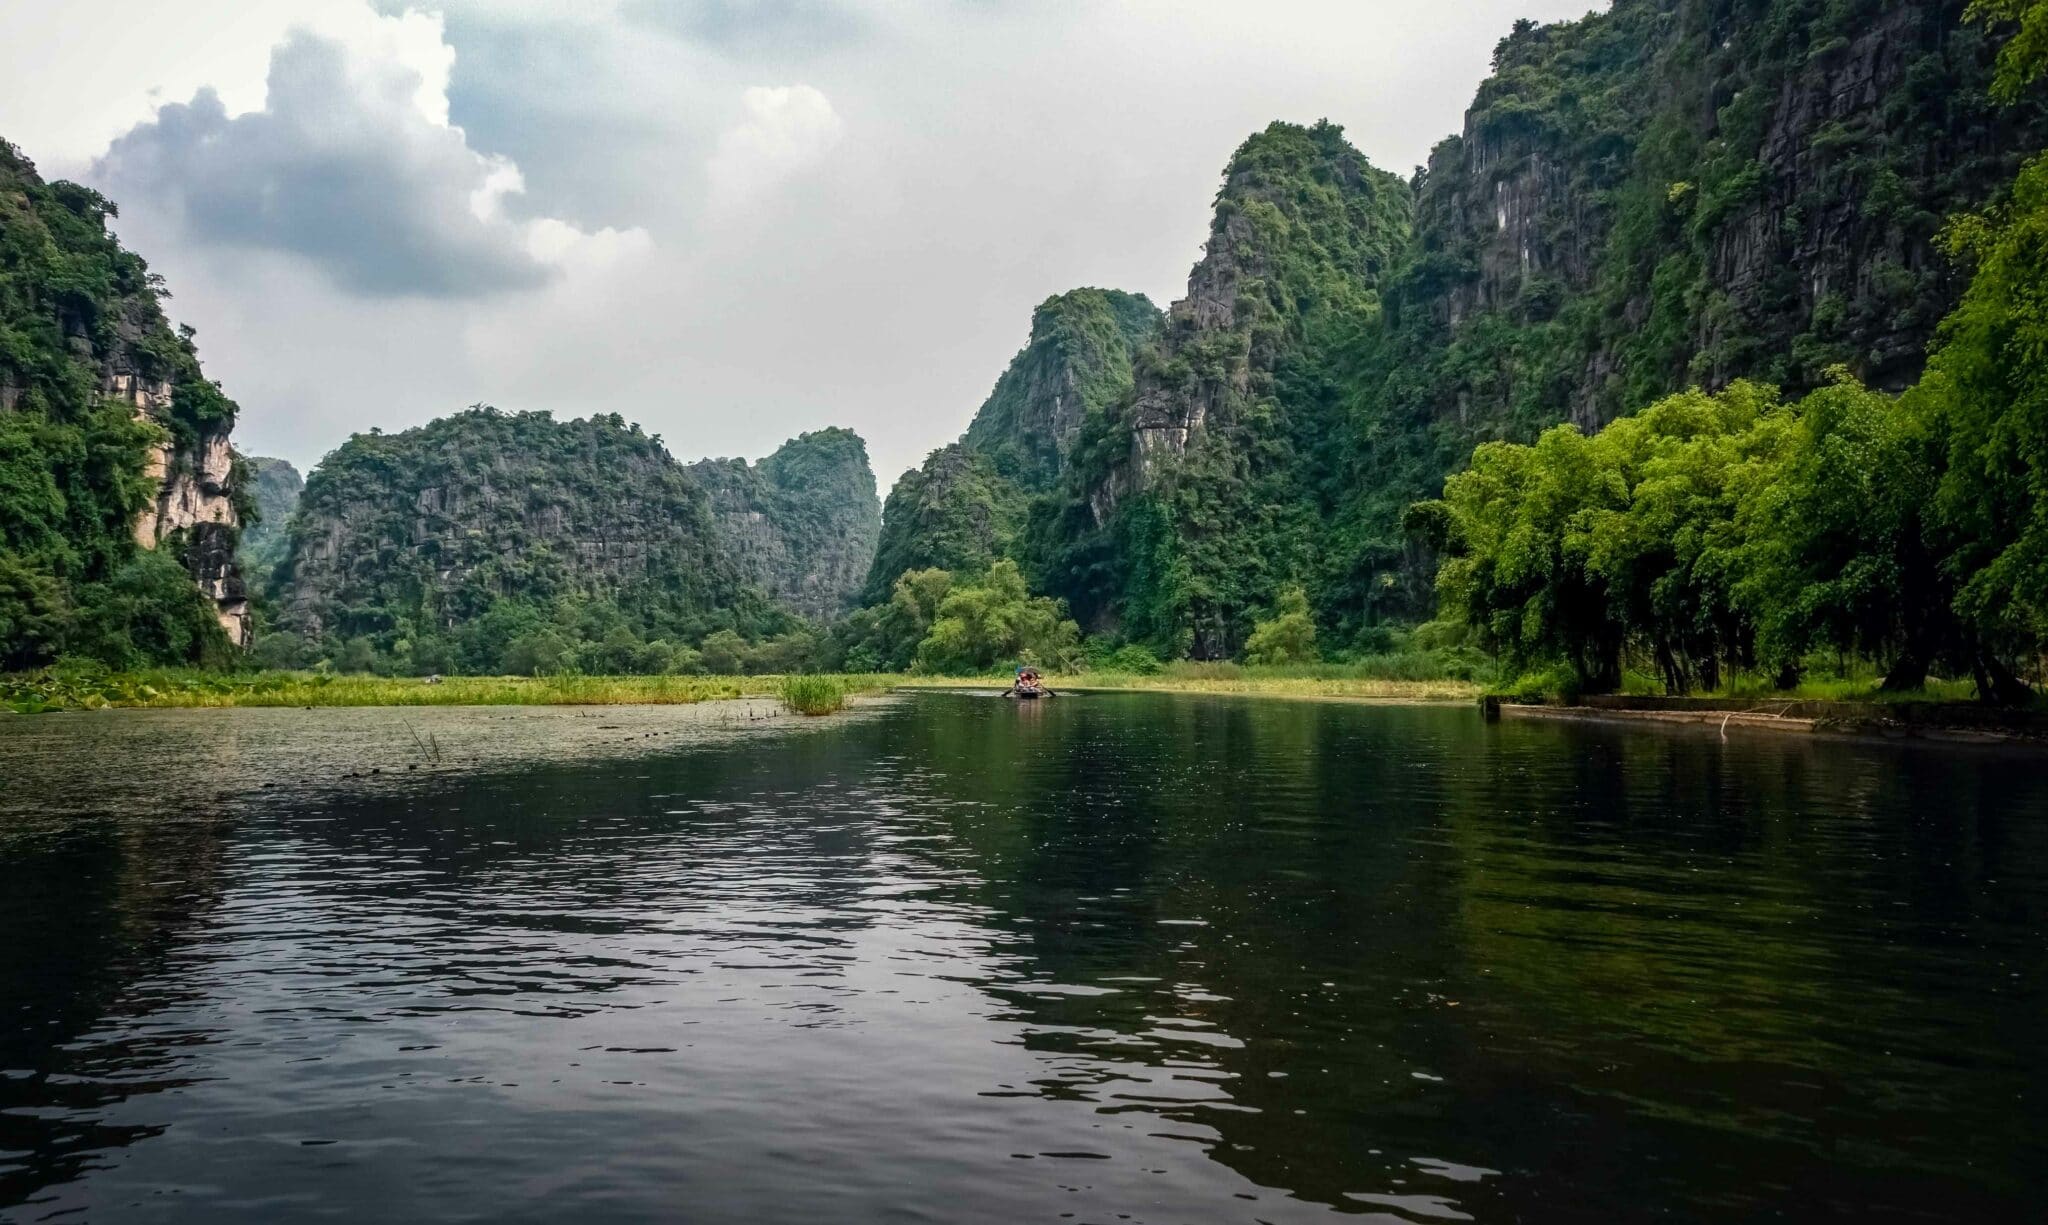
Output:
4 666 1481 713
898 669 1482 703
1493 694 2048 745
0 670 899 713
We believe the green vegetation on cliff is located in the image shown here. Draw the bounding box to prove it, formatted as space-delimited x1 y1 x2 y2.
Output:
1031 120 1414 658
1339 0 2048 629
0 138 243 670
850 0 2048 700
864 288 1158 603
259 409 882 677
266 407 794 675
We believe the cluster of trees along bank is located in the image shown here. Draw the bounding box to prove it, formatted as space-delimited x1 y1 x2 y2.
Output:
1424 0 2048 701
3 0 2045 702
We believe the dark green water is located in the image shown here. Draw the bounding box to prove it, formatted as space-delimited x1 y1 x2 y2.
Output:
1 693 2043 1223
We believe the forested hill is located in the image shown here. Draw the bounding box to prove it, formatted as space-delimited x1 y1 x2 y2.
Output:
1338 0 2048 626
1032 121 1414 658
237 456 302 593
938 0 2046 661
0 138 251 669
266 408 880 675
687 427 880 621
863 288 1157 604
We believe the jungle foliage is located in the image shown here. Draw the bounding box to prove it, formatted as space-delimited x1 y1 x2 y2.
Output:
833 560 1080 675
0 138 238 670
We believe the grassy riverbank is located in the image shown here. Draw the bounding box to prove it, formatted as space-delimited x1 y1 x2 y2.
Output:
0 669 899 713
3 661 1483 713
898 661 1485 703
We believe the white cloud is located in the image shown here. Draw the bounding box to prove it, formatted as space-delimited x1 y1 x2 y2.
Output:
89 5 644 298
705 85 844 217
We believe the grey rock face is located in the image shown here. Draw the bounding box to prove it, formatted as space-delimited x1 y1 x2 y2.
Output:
106 352 250 646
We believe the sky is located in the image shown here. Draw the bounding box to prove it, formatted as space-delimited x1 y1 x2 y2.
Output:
0 0 1601 491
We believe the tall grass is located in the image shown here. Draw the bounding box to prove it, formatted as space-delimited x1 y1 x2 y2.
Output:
778 675 848 716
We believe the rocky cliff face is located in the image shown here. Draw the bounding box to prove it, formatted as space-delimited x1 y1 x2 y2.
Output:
865 288 1159 602
687 427 880 621
959 288 1159 490
0 138 250 658
1401 0 2046 429
127 382 248 646
1316 0 2048 625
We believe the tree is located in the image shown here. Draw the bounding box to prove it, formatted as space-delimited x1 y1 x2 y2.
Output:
334 636 381 675
500 629 573 676
1737 378 1952 690
1905 0 2048 699
832 567 954 672
913 560 1080 674
698 628 746 676
1243 586 1319 665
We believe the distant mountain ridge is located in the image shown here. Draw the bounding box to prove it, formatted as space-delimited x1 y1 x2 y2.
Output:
238 456 302 594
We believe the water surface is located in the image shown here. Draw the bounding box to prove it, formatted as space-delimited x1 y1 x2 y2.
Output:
2 693 2043 1222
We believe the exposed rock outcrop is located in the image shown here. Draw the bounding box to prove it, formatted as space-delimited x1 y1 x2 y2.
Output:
117 371 247 644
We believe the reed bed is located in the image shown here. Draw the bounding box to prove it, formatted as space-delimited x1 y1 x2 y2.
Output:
778 675 849 715
1 669 896 713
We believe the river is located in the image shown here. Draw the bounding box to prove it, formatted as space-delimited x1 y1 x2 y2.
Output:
1 692 2042 1222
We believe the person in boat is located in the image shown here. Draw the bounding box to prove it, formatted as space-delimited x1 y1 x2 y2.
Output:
1003 666 1054 699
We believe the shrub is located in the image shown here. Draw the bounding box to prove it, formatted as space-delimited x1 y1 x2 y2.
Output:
1243 586 1319 665
1105 643 1163 674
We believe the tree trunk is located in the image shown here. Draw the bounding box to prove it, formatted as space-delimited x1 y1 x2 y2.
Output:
1881 652 1928 692
1972 651 2033 707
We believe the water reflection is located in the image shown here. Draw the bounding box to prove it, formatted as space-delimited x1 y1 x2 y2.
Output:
0 694 2043 1222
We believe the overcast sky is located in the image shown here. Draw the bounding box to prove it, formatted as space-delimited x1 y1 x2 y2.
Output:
1 0 1600 490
